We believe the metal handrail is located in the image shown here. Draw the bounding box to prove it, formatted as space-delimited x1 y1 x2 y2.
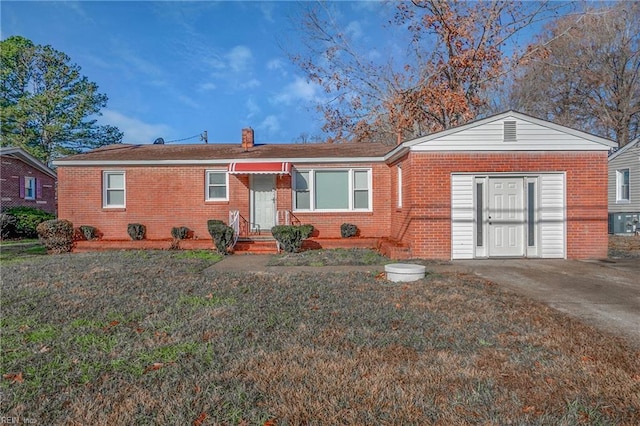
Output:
277 210 302 226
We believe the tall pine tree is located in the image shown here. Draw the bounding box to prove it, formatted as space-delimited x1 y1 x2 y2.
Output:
1 36 122 164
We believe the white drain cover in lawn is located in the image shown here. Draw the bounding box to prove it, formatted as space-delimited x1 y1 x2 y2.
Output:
385 263 426 282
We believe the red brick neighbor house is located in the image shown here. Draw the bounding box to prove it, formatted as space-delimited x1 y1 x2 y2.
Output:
1 147 57 215
54 111 615 259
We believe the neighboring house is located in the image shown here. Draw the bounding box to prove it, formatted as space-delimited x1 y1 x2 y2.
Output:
53 111 615 259
608 137 640 234
0 147 57 215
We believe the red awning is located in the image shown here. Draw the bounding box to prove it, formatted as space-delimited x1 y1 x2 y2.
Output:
227 162 291 175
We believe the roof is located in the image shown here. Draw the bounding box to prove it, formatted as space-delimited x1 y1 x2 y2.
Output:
385 110 617 162
608 137 640 161
0 147 57 178
53 142 392 166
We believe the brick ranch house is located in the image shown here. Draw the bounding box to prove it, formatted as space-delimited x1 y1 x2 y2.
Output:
54 111 615 259
1 146 57 215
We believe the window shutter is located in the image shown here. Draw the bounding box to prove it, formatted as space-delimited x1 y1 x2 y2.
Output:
36 178 42 199
19 177 25 199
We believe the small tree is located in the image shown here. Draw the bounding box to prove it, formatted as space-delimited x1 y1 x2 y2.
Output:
127 223 146 241
340 223 358 238
271 224 314 253
78 225 98 241
207 220 234 255
37 219 74 253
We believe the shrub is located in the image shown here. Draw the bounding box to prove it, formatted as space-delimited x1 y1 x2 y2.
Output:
271 224 314 253
36 219 74 253
3 207 55 238
207 220 234 255
340 223 359 238
127 223 146 241
171 226 190 240
0 213 17 239
78 225 98 241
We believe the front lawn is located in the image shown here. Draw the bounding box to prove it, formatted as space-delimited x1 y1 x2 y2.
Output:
1 251 638 424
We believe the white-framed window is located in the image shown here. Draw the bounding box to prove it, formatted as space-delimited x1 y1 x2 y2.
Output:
293 168 372 211
103 171 125 208
617 168 630 202
397 165 403 208
205 170 228 201
24 176 36 200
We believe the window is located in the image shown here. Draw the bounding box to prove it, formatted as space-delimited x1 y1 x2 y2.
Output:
397 165 403 208
617 169 630 202
206 171 228 201
293 169 371 211
476 182 483 247
294 171 310 209
24 177 36 200
353 170 369 209
103 171 125 208
527 181 536 246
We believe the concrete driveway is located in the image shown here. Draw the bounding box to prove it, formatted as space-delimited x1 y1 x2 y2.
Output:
444 259 640 348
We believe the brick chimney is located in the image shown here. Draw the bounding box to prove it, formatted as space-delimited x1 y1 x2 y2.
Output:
241 127 254 151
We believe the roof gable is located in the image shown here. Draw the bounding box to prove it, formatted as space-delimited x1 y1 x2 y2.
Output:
404 110 616 152
0 147 57 178
608 137 639 161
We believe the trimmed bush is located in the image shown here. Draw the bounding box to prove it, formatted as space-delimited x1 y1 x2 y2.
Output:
1 213 17 239
36 219 74 253
3 207 55 238
79 225 98 241
271 224 314 253
127 223 146 241
171 226 190 240
207 219 234 255
340 223 359 238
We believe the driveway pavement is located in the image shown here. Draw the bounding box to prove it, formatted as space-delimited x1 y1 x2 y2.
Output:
441 259 640 348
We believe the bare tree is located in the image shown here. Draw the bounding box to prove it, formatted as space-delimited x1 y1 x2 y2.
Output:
509 3 640 146
289 0 570 144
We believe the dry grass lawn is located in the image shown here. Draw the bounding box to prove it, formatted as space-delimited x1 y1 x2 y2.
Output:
1 249 639 424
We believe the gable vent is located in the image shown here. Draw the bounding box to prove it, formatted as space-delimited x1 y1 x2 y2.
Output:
503 121 517 142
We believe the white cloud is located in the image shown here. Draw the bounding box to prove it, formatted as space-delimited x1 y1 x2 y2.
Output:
245 97 261 119
267 58 284 71
345 21 363 40
226 45 253 72
258 3 276 23
272 76 321 105
239 78 261 89
199 82 217 91
258 115 281 135
100 110 172 144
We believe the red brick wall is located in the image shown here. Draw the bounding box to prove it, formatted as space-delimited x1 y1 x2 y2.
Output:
57 163 392 240
397 151 608 259
0 155 57 214
389 154 413 252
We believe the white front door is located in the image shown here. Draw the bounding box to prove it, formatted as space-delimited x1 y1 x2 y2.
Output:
251 175 276 232
488 177 525 257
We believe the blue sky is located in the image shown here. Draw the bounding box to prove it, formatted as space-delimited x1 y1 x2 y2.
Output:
2 1 395 144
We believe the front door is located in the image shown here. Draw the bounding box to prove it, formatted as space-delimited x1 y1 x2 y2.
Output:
251 175 276 232
488 177 525 257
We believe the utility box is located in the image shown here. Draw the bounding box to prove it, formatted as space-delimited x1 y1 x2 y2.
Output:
609 213 640 234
